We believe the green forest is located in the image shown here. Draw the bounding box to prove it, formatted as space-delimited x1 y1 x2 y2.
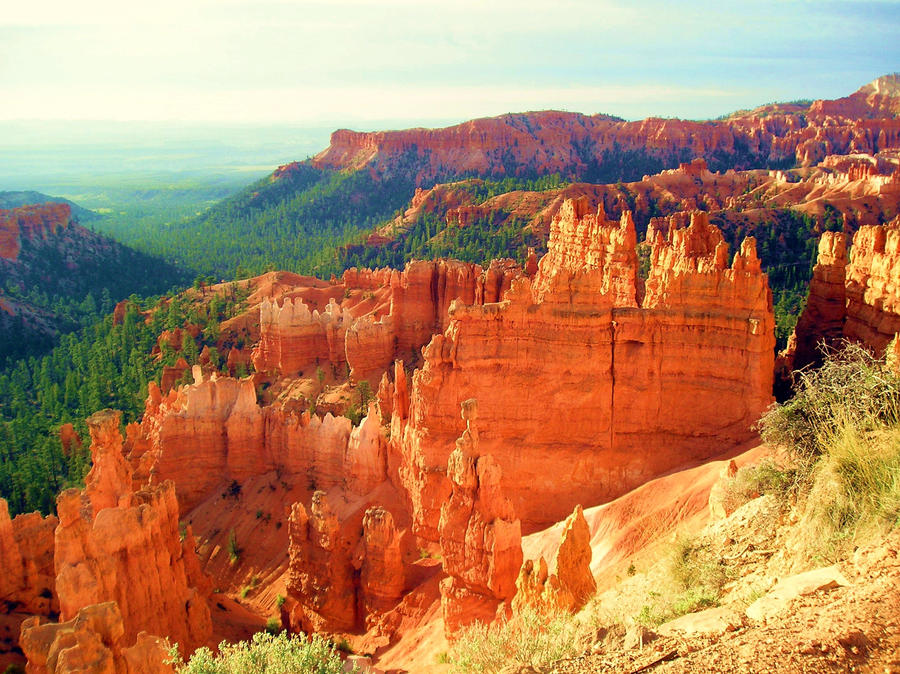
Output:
0 288 248 516
0 154 846 518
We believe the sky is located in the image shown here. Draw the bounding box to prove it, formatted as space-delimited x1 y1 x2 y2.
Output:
2 0 899 129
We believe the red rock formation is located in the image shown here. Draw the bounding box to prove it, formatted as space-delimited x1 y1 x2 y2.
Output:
844 219 900 352
786 217 900 363
286 492 357 632
345 403 388 495
131 370 364 513
252 297 346 376
248 259 522 385
355 507 405 625
312 78 899 186
438 399 522 636
0 499 58 615
784 232 849 371
395 199 774 538
0 204 71 261
58 424 82 456
19 602 172 674
513 505 595 614
159 357 190 393
53 410 212 654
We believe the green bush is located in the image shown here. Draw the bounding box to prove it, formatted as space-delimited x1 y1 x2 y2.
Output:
760 342 900 465
170 631 350 674
449 605 591 673
761 344 900 557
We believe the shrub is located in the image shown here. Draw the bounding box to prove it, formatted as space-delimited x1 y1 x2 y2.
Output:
761 344 900 558
760 342 900 466
265 617 281 635
795 423 900 558
276 594 286 608
227 529 241 564
449 605 592 673
720 459 796 513
170 631 350 673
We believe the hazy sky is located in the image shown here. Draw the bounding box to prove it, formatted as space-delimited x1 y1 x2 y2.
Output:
3 0 899 127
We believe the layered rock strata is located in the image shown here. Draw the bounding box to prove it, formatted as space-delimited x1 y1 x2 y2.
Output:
0 203 71 260
54 409 212 654
395 198 774 537
785 217 900 363
513 505 596 614
252 260 522 382
129 369 387 513
311 77 900 182
438 399 522 636
285 493 406 634
844 219 900 351
19 602 172 674
0 500 57 616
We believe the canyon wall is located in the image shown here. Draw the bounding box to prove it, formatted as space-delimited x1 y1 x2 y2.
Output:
251 260 523 382
310 77 900 185
54 409 212 654
393 198 774 538
0 203 71 261
785 216 900 367
129 369 387 513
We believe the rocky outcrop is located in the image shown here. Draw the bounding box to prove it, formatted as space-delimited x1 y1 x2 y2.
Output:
312 78 900 185
0 500 57 616
0 203 71 261
130 369 372 513
438 399 522 636
53 410 212 654
844 219 900 352
252 297 346 376
514 505 596 614
395 199 774 537
356 507 405 624
250 260 522 383
785 232 849 371
19 602 173 674
785 218 900 364
286 492 357 633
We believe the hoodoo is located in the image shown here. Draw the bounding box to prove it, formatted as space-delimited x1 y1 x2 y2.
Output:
393 198 775 536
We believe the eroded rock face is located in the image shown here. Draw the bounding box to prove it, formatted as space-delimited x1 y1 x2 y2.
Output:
785 217 900 362
310 79 900 183
0 203 71 260
438 399 522 636
784 232 849 372
19 602 172 674
356 507 405 624
0 500 57 616
514 505 596 614
131 371 369 513
251 260 523 384
844 218 900 352
395 199 775 537
53 410 212 654
286 492 357 633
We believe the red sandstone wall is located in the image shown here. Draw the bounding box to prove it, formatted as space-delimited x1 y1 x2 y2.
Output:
393 199 775 538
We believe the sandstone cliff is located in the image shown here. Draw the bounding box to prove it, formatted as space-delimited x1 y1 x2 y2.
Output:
0 203 71 261
785 216 900 365
311 78 899 186
393 198 774 538
54 409 212 654
438 399 522 636
250 259 522 384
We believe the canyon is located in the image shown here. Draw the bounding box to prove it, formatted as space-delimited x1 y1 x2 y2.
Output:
3 76 900 673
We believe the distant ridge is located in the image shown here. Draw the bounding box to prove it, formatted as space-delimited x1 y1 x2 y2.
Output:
0 190 99 222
